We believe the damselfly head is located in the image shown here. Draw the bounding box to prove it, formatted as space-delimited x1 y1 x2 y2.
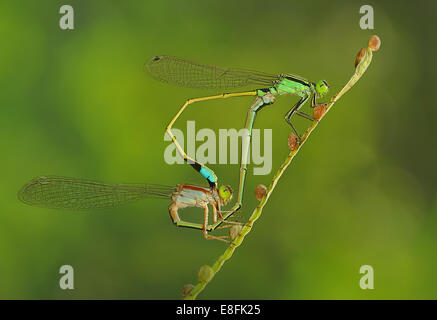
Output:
218 185 233 205
315 80 329 97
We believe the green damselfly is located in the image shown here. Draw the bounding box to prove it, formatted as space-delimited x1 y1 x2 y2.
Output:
145 55 330 220
18 176 235 242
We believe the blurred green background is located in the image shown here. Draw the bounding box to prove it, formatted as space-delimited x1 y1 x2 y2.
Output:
0 0 436 299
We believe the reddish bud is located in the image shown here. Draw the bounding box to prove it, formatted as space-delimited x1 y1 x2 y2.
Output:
182 284 194 298
288 133 299 151
355 48 366 68
254 184 267 201
368 35 381 51
313 104 327 120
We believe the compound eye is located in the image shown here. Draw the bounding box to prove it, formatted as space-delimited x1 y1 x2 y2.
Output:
219 185 233 200
219 186 229 199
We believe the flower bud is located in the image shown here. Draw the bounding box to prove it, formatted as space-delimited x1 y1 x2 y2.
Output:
229 224 242 241
254 184 267 201
368 35 381 51
355 48 366 68
198 265 214 283
288 133 299 151
182 284 194 298
313 104 327 120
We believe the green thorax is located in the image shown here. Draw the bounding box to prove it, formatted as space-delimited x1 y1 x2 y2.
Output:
257 75 314 98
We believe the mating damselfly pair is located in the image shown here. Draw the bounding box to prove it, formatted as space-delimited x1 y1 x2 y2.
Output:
18 55 330 241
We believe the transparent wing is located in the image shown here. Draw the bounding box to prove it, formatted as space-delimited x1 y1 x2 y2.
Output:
145 55 280 89
18 176 176 210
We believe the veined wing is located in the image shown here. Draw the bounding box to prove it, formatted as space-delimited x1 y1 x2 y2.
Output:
145 55 281 89
18 176 176 210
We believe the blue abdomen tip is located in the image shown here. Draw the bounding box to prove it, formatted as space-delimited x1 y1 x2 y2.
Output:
199 167 216 183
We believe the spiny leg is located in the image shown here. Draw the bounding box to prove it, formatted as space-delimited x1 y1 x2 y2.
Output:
284 95 309 142
169 202 229 242
295 110 315 121
286 93 331 138
214 215 243 230
207 207 241 231
166 91 257 188
202 205 230 243
216 207 242 226
310 93 331 109
218 210 244 219
169 202 205 230
212 205 241 231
